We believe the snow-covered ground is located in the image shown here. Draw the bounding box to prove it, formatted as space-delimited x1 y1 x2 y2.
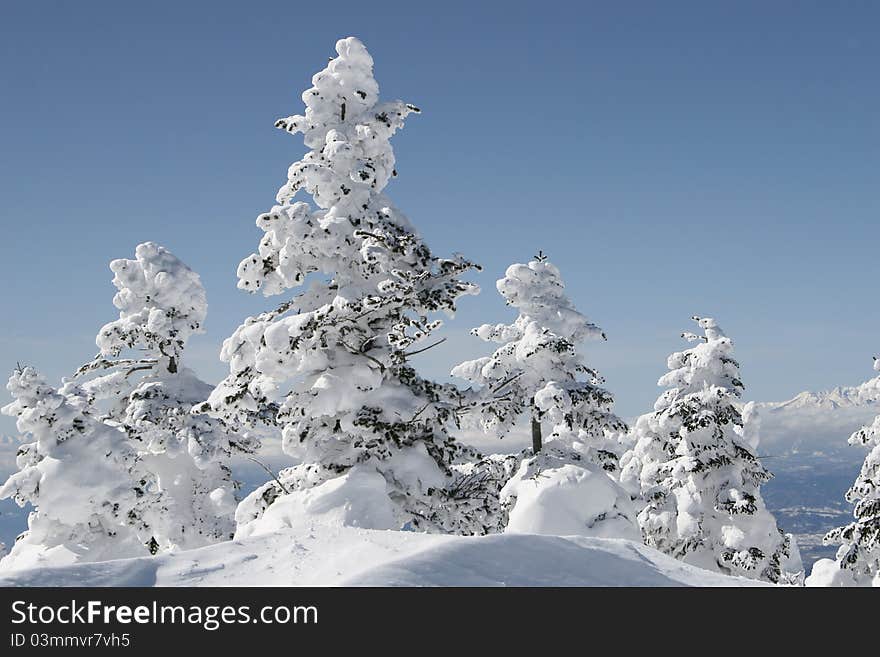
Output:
0 451 763 587
0 526 762 587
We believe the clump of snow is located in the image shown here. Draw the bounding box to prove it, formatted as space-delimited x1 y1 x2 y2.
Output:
235 467 397 540
805 558 860 587
502 458 639 540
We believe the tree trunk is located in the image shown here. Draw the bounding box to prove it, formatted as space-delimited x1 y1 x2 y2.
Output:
531 416 542 454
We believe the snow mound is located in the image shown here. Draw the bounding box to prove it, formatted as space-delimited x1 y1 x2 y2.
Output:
341 534 755 586
805 558 860 587
502 460 640 541
0 526 763 587
235 467 398 540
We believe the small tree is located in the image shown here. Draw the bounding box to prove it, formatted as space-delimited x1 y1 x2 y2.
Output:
821 357 880 586
619 316 802 584
75 242 241 551
452 253 625 471
0 367 149 567
199 37 483 533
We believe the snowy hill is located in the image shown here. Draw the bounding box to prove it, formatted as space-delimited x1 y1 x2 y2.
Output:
0 526 763 587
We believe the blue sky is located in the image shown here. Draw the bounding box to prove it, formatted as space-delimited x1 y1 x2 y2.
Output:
0 0 877 430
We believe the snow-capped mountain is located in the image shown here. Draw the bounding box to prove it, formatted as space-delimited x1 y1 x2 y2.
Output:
763 377 880 412
754 378 879 456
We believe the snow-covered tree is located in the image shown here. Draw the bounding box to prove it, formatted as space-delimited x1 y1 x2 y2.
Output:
0 367 150 568
619 316 802 584
817 357 880 586
74 242 241 552
452 253 625 470
198 37 483 534
451 254 635 538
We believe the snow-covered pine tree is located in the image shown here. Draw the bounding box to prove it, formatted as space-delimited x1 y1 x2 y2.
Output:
451 254 636 538
619 316 802 584
74 242 241 552
0 367 150 568
819 357 880 586
198 37 482 533
452 253 626 470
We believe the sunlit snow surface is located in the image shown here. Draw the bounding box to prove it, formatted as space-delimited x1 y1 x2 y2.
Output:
0 526 762 587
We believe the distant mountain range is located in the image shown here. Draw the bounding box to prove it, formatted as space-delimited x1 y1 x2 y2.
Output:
752 376 879 459
763 376 880 412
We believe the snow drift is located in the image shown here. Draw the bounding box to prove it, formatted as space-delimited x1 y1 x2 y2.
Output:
502 461 639 541
0 527 764 587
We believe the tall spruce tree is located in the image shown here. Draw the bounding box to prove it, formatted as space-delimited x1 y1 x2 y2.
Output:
198 37 483 533
619 316 803 584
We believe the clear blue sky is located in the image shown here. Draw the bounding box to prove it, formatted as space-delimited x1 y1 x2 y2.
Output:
1 1 878 428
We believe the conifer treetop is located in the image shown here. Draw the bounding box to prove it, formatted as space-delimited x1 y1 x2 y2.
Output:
96 242 207 372
653 315 743 412
474 256 605 347
237 36 428 299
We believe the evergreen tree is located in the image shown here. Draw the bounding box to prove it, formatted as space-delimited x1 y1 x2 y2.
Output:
451 254 633 537
198 37 482 533
0 367 149 568
75 242 241 551
619 316 802 584
821 357 880 586
452 253 625 471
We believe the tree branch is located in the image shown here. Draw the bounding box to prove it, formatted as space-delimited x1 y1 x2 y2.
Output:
403 337 446 358
244 456 291 495
340 339 386 372
75 356 158 377
125 365 155 378
492 371 524 393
